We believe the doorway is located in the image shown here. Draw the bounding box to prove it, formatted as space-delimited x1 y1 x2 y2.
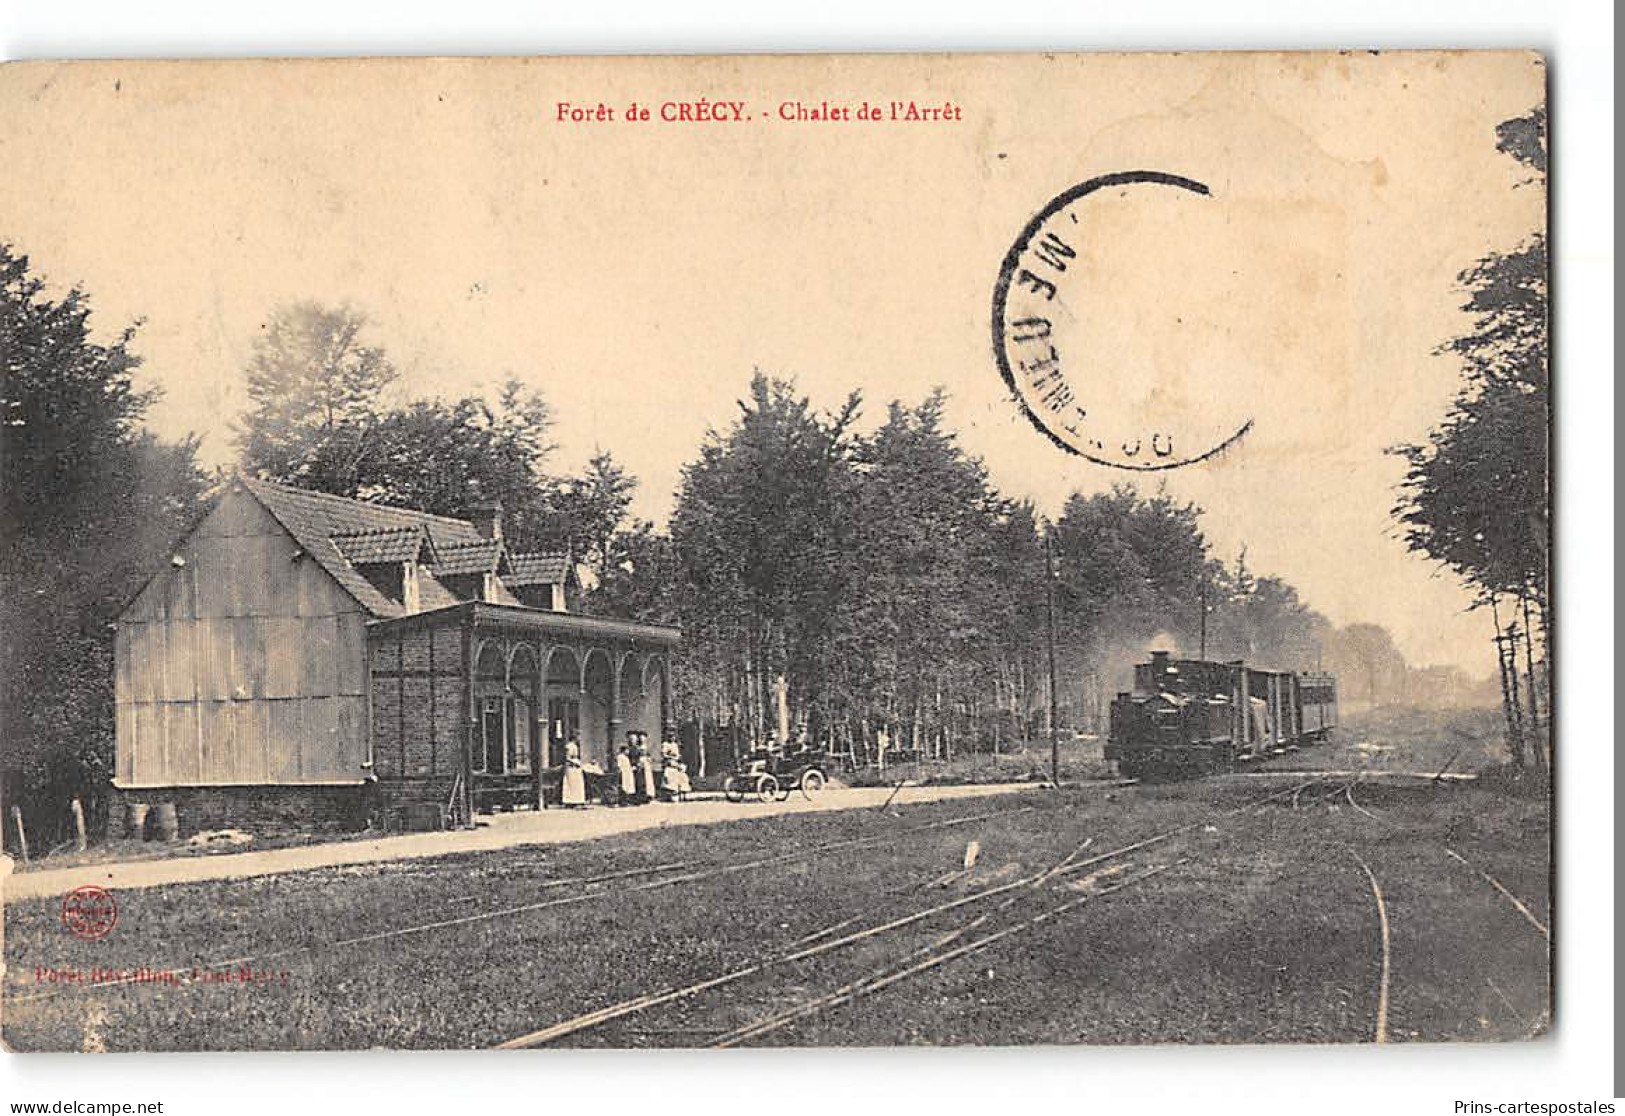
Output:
548 697 580 765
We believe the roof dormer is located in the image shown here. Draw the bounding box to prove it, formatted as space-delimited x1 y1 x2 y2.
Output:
425 538 504 603
330 526 435 610
500 551 577 612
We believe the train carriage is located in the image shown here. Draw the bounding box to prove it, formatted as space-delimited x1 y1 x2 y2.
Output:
1105 651 1337 780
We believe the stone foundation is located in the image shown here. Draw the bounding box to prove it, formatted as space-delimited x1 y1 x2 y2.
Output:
107 784 367 840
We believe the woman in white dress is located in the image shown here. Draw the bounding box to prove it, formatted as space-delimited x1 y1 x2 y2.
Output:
615 744 637 806
660 737 690 801
561 739 587 807
634 735 659 803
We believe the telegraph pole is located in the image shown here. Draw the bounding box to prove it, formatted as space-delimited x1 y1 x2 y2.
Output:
1199 578 1208 660
1044 525 1060 788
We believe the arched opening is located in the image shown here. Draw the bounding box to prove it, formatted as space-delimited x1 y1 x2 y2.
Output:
641 653 668 716
473 640 507 776
470 640 546 813
542 646 584 772
508 644 539 775
581 648 616 768
622 653 660 749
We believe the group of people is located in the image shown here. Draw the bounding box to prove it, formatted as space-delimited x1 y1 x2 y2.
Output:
559 730 691 807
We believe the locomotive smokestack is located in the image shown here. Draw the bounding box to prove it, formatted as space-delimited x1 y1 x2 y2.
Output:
1151 650 1171 675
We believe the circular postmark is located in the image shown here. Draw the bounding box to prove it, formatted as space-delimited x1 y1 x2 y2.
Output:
61 885 118 940
993 170 1253 470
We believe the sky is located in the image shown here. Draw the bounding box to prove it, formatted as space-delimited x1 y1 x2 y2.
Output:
0 52 1546 677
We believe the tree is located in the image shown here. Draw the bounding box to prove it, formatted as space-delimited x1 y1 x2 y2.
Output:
842 392 1007 759
1391 104 1548 769
1050 485 1210 652
668 372 862 754
233 302 569 550
354 384 559 548
968 499 1048 748
546 451 683 620
1211 571 1332 672
548 450 639 589
592 521 679 624
1325 624 1409 709
236 302 398 492
1 244 208 846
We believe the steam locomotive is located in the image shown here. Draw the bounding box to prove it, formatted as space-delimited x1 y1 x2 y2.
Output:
1105 651 1337 780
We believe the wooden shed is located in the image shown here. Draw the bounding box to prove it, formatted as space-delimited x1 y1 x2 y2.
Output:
111 476 679 835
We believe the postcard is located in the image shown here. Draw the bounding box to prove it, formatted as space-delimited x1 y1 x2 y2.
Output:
0 51 1550 1051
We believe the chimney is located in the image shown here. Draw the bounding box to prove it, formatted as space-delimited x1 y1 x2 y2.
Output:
468 500 503 541
1151 650 1171 676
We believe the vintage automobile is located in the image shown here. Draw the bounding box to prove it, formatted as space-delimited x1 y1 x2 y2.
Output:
723 745 830 803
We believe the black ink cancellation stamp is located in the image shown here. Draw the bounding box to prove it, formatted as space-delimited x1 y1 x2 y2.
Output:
993 171 1254 470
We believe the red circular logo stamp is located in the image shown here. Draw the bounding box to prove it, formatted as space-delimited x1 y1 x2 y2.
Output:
61 885 118 940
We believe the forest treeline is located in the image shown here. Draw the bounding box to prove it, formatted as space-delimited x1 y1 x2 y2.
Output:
601 373 1491 763
214 304 1496 758
197 297 1494 756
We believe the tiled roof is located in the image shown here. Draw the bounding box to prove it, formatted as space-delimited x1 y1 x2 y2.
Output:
427 539 502 576
416 569 463 612
489 578 525 608
241 475 486 618
503 552 572 586
330 526 425 566
238 475 578 620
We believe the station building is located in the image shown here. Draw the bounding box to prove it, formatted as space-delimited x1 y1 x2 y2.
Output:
110 476 679 835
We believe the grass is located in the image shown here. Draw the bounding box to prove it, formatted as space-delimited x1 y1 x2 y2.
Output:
841 735 1112 788
1294 705 1512 776
3 743 1550 1050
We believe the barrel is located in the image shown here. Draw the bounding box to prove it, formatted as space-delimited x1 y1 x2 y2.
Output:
144 803 179 843
123 803 150 840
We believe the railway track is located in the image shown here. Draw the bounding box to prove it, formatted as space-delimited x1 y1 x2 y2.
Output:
12 769 1544 1050
6 803 1037 1006
494 777 1331 1049
1346 846 1392 1044
1441 849 1550 941
1343 778 1386 824
710 863 1180 1048
1339 772 1549 1041
1342 778 1548 942
703 828 1173 1050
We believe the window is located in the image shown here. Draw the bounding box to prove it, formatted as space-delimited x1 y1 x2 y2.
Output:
509 696 531 772
474 641 507 774
481 696 504 774
548 697 580 754
476 693 533 775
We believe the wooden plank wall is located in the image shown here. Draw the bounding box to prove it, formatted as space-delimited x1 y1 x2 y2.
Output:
115 488 368 786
